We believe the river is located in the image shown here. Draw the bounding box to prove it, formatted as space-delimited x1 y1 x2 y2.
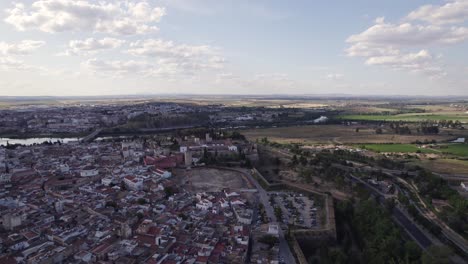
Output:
0 137 80 146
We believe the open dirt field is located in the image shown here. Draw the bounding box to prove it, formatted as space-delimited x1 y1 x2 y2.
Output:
338 112 468 123
413 159 468 175
173 167 249 192
243 125 460 144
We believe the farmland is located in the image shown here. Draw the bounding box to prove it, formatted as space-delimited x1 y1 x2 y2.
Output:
413 159 468 175
242 125 460 144
358 144 437 153
358 143 468 156
337 113 468 123
438 144 468 157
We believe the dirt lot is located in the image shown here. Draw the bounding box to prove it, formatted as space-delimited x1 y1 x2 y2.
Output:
173 167 249 192
413 158 468 175
243 125 464 144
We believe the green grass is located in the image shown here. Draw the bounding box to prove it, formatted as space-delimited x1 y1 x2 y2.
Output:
359 143 468 157
359 144 437 153
337 113 468 122
438 144 468 157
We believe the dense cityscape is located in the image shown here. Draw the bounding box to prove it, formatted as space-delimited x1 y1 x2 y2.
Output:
1 0 468 263
0 97 466 263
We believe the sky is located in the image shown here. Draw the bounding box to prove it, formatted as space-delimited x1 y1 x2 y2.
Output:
0 0 467 96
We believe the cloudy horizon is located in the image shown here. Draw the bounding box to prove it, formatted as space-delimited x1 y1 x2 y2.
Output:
0 0 467 96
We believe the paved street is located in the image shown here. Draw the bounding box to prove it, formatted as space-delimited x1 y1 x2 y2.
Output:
393 207 432 249
244 170 296 264
347 174 435 250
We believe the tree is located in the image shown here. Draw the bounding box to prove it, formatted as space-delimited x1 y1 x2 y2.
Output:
203 147 209 160
105 201 117 208
300 168 313 183
164 186 176 198
404 241 422 263
137 198 147 205
352 198 406 263
422 246 451 264
136 212 144 220
274 206 283 220
274 157 281 166
258 235 278 248
291 155 298 165
299 155 308 166
329 248 348 264
384 198 396 213
398 193 409 206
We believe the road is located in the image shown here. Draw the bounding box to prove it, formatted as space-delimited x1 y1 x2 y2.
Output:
346 173 435 250
347 174 395 199
258 145 468 257
244 169 296 264
400 178 468 256
393 207 432 249
341 162 468 255
433 172 468 181
80 128 102 143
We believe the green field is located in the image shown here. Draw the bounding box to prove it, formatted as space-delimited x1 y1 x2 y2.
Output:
338 113 468 122
439 144 468 157
360 143 468 157
359 144 437 153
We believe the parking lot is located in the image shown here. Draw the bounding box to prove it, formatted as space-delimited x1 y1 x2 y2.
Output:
269 192 318 228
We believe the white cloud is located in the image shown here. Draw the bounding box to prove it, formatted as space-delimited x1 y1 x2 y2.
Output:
364 49 446 78
60 38 125 56
128 39 218 58
153 57 223 76
83 55 224 79
347 35 447 78
5 0 165 35
345 0 468 80
407 0 468 25
254 73 291 82
375 16 385 24
127 39 225 74
0 40 45 55
307 66 330 71
347 22 468 46
0 56 57 76
0 57 32 71
325 73 344 80
82 58 152 77
346 42 401 57
128 2 166 22
215 72 238 83
218 73 236 79
365 49 431 66
366 50 432 65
